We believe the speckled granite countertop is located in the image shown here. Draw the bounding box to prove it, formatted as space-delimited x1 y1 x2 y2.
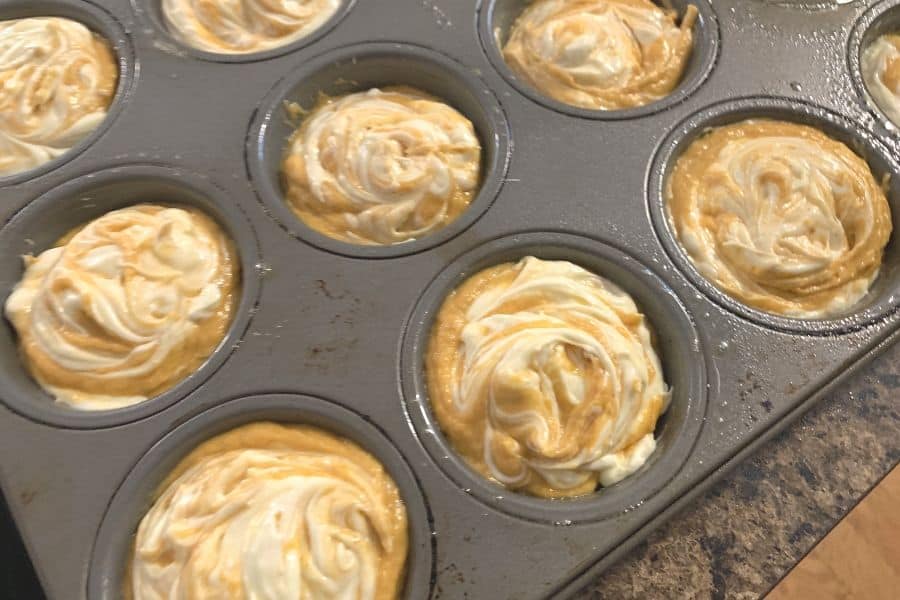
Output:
576 342 900 599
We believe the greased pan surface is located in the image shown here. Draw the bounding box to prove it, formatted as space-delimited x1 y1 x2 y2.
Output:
0 0 898 598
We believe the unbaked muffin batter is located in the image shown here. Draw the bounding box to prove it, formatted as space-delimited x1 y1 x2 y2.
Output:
502 0 698 110
0 17 117 176
427 257 669 498
666 119 892 318
281 87 482 245
862 33 900 127
129 422 409 600
5 205 240 409
162 0 340 54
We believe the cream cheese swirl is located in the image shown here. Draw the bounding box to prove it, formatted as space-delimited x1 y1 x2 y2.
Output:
862 33 900 128
427 257 669 498
162 0 341 54
666 119 892 318
282 87 482 245
0 17 117 176
501 0 698 110
4 205 239 409
130 423 409 600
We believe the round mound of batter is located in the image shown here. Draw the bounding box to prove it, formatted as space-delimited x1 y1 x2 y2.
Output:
129 422 409 600
862 33 900 127
426 257 670 498
501 0 698 110
162 0 340 54
666 119 892 318
0 16 117 176
281 87 482 246
4 204 240 410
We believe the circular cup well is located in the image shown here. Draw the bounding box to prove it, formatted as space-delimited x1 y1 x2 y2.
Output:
648 96 900 334
400 232 707 523
88 394 434 599
477 0 720 120
246 41 511 259
0 0 136 186
848 0 900 133
0 164 261 428
131 0 356 63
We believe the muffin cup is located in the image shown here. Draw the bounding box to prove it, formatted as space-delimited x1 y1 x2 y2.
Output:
0 0 136 186
400 232 708 523
477 0 720 120
647 96 900 335
848 0 900 134
0 164 261 428
246 41 511 258
129 0 357 63
88 393 435 600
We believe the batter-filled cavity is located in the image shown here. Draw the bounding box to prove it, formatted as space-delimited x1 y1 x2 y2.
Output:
666 119 892 318
0 17 117 176
426 257 670 498
280 87 483 246
5 204 240 410
128 422 409 600
501 0 698 110
161 0 341 54
862 33 900 127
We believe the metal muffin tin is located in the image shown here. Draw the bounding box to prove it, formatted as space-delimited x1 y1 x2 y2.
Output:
1 0 899 598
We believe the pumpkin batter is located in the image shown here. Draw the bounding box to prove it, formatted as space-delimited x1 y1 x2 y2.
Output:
426 257 669 498
0 17 117 176
666 119 892 318
129 422 409 600
502 0 698 110
281 87 482 245
162 0 340 54
5 204 240 409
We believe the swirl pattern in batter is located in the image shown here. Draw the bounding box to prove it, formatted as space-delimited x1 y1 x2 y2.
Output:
501 0 698 110
162 0 341 54
426 257 669 498
4 205 239 410
129 422 409 600
281 87 482 245
0 17 117 176
666 119 892 318
862 33 900 127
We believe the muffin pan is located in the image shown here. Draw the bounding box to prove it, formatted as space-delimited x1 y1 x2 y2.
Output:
1 0 900 598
